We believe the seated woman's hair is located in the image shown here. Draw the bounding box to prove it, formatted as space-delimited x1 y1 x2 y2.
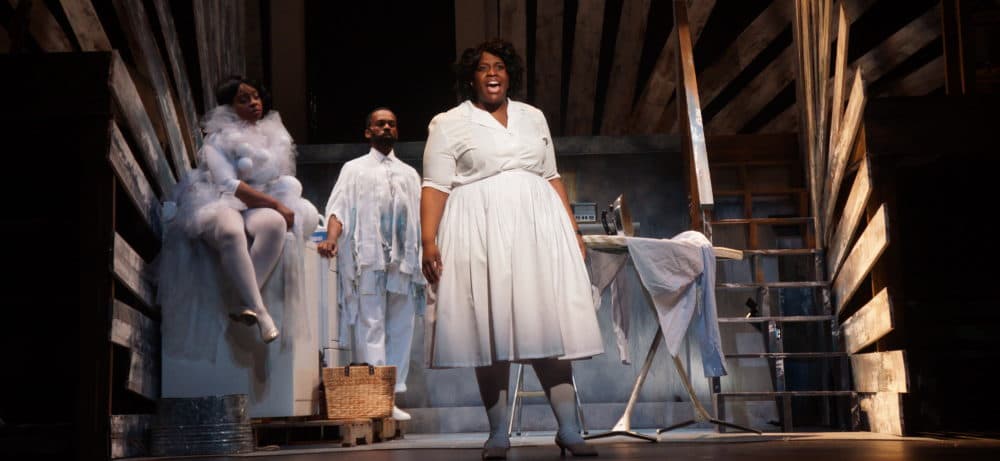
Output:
455 38 524 101
214 76 272 114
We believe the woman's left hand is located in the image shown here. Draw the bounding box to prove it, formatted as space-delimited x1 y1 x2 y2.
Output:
275 203 295 229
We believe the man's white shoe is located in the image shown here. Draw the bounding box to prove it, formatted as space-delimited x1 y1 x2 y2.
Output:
391 406 411 421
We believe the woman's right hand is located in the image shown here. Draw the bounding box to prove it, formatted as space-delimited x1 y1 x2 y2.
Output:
317 239 338 258
422 241 443 285
275 203 295 229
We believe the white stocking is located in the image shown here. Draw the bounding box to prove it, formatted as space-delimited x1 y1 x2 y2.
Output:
533 358 584 443
203 207 285 314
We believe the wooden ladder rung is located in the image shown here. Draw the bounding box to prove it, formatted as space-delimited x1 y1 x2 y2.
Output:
717 281 828 289
717 315 835 323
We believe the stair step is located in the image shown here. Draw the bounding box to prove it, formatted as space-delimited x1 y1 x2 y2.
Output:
739 249 820 256
716 391 855 398
711 217 813 225
717 281 828 289
724 352 847 359
718 315 834 323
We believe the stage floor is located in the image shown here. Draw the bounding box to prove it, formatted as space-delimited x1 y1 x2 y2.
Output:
135 428 1000 460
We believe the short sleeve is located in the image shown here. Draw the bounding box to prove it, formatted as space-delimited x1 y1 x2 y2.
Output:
421 115 455 193
537 111 560 181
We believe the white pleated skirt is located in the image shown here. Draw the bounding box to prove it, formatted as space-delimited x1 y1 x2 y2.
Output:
425 170 604 368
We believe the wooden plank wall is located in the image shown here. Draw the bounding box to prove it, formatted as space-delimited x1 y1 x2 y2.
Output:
112 0 192 175
787 2 911 436
194 0 247 112
2 1 246 457
761 3 942 133
152 0 204 155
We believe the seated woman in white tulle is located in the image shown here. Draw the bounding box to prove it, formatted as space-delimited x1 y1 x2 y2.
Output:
158 77 318 356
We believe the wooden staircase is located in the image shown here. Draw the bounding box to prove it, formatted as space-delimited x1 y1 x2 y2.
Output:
706 136 854 432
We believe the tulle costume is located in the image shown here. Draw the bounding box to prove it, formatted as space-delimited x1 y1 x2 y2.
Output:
158 106 319 362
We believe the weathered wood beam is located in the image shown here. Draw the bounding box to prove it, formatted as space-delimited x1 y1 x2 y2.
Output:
565 0 606 135
675 0 713 218
941 0 974 94
814 0 833 198
454 0 499 57
827 154 871 278
499 0 527 100
58 0 111 51
110 415 152 459
8 0 73 51
109 122 161 238
710 46 795 135
268 0 305 140
828 3 850 163
859 392 904 436
534 0 563 134
710 0 879 135
153 0 204 157
851 350 908 393
662 0 795 133
671 0 873 134
822 67 866 240
759 4 943 134
112 0 192 175
194 0 226 112
600 0 651 135
833 204 889 315
113 232 156 310
841 287 893 353
111 300 160 400
874 56 945 97
109 52 177 196
792 0 821 244
630 0 714 134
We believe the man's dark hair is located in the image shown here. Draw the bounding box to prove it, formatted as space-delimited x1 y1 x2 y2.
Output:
455 38 524 101
214 76 272 114
365 107 395 129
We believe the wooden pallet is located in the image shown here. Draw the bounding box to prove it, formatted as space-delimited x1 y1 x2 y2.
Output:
251 416 408 447
372 417 406 442
253 418 373 447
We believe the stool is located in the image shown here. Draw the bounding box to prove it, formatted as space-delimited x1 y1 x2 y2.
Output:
507 363 587 436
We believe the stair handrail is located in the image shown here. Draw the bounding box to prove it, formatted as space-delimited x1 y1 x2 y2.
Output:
674 0 714 240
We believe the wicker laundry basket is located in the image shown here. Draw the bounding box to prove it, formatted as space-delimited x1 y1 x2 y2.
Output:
322 364 396 419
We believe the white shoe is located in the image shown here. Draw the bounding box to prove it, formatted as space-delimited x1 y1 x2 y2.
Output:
255 309 280 344
391 406 411 421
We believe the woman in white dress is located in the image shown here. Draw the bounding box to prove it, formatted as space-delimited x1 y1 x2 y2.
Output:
159 77 318 355
421 39 602 459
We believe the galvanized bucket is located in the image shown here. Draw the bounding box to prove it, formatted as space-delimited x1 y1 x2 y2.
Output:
150 394 253 456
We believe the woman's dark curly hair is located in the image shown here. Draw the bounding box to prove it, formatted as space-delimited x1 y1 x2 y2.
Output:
215 75 272 114
456 38 524 101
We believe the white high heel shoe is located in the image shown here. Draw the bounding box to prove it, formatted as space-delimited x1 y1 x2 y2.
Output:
254 309 280 343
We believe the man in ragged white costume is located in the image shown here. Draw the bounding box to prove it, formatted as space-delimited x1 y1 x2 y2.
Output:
318 108 424 421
